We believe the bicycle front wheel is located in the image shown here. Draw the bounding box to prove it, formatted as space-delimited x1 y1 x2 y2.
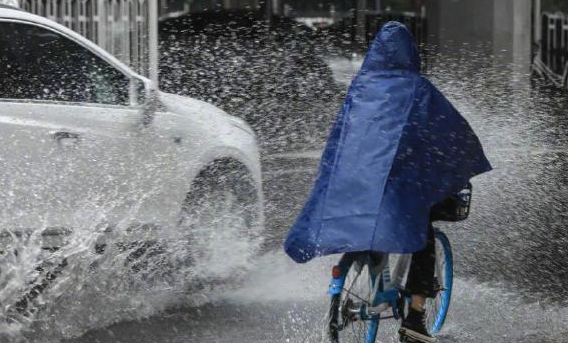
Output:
424 230 454 334
328 252 382 343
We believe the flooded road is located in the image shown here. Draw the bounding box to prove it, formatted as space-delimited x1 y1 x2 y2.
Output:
15 55 568 342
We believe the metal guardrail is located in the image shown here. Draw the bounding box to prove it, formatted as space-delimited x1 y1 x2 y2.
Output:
533 12 568 88
21 0 158 82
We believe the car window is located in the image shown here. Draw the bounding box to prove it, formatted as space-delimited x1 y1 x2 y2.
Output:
0 22 130 106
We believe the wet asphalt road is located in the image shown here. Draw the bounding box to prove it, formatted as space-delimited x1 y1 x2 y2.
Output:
60 58 568 342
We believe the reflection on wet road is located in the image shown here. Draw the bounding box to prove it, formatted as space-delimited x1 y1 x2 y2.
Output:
65 252 568 343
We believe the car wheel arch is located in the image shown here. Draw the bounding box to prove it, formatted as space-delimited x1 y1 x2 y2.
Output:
183 157 261 214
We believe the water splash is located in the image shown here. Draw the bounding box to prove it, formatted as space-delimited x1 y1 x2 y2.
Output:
0 176 259 342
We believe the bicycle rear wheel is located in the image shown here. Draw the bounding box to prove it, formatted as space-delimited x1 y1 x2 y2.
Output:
424 230 453 334
328 253 382 343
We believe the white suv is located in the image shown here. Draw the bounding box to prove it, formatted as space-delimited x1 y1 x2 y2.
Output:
0 4 264 310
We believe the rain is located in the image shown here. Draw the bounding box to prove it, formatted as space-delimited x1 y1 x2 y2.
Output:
0 0 567 342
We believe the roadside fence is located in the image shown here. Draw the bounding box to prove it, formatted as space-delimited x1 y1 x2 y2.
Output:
21 0 158 82
533 11 568 88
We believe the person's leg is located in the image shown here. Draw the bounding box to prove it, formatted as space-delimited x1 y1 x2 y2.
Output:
405 222 436 307
399 223 437 342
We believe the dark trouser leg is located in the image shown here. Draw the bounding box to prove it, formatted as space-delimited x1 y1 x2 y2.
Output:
405 223 435 298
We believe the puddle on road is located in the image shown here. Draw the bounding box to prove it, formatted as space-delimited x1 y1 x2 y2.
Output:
61 251 568 343
222 251 568 343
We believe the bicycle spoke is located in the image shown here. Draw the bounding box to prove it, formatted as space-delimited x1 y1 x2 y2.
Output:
345 262 362 295
335 260 377 343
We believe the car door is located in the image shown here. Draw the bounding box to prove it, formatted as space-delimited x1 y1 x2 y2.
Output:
0 20 75 233
0 20 178 247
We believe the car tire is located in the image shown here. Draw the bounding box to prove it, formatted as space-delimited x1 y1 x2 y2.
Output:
177 159 262 284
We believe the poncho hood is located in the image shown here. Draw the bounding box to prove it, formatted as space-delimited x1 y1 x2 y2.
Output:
361 21 421 73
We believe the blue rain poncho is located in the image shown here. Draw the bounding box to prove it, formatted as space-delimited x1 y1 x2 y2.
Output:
284 22 492 263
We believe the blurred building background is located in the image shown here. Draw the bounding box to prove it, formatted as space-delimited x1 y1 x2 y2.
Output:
4 0 567 89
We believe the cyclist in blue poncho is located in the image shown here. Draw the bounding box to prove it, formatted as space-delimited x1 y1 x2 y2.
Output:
284 22 491 342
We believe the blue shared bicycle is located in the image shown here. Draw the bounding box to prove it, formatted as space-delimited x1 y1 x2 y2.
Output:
327 184 472 343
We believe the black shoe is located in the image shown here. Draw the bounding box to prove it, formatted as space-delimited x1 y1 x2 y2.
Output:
399 308 437 343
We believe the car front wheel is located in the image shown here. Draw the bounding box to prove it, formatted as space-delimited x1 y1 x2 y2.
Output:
177 160 262 284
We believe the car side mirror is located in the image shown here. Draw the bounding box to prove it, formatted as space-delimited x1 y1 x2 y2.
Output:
133 78 158 125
